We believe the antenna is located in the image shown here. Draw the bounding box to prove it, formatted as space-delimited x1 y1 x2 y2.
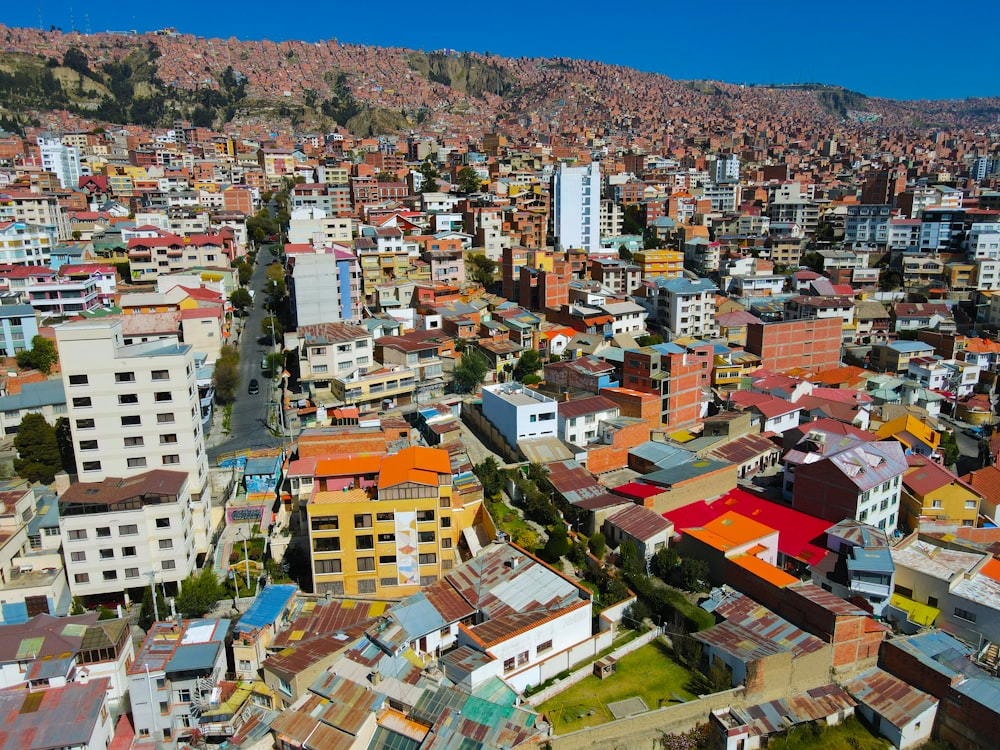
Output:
69 6 75 32
85 14 90 34
37 5 43 30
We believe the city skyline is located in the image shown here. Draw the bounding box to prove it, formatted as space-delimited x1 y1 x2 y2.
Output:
4 1 999 102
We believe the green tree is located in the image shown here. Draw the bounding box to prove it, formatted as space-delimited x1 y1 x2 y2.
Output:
16 335 58 374
473 457 505 498
622 204 644 235
799 251 825 273
55 417 75 476
262 316 284 340
878 269 902 291
212 344 240 404
467 253 498 286
588 531 606 558
514 348 543 380
230 287 252 315
70 596 86 615
637 334 664 347
13 413 62 484
653 546 679 579
540 524 570 563
139 584 168 631
677 557 710 592
940 430 961 467
619 540 643 576
237 262 253 286
417 159 440 192
97 606 117 620
454 350 489 392
618 243 634 262
175 567 223 617
264 263 287 301
455 166 482 194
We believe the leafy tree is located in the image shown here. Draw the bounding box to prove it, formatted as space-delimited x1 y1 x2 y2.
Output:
55 417 75 476
939 430 960 467
13 413 62 484
417 159 440 192
139 584 168 631
677 557 710 592
511 527 538 549
540 524 570 563
237 262 253 286
175 567 223 617
266 352 285 376
878 269 902 291
16 335 58 374
548 352 561 363
212 344 240 404
588 531 606 558
521 374 542 385
637 333 664 347
623 599 651 630
230 287 252 314
455 166 482 194
619 540 643 576
262 316 284 340
618 244 634 262
264 263 287 301
70 596 86 615
653 547 679 579
799 251 825 273
514 348 543 380
246 212 277 245
467 254 498 286
454 350 489 392
622 204 644 235
97 606 117 620
473 457 505 498
62 47 91 76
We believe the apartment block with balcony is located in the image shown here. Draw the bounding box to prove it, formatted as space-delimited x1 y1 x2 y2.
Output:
307 447 480 598
375 332 446 400
331 365 416 411
27 275 101 317
59 470 198 602
639 276 718 339
296 322 373 399
811 520 895 617
0 221 56 266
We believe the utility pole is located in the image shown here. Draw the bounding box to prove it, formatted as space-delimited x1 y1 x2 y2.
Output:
147 571 160 623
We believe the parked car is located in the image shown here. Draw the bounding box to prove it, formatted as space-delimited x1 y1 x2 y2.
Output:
248 378 260 395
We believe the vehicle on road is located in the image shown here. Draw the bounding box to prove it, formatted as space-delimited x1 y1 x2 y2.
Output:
248 378 260 395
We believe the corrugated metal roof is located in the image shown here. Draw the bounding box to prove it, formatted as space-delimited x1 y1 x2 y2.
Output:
235 584 297 633
843 668 937 729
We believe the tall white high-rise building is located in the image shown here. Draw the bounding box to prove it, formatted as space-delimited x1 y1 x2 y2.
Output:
37 136 82 190
553 162 600 254
56 320 211 561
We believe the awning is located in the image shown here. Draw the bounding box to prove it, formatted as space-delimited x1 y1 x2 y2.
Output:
890 593 939 626
463 526 483 557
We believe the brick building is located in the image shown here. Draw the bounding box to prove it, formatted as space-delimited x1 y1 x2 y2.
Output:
745 318 843 371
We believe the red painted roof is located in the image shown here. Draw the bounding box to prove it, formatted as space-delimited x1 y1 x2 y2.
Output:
612 481 664 499
664 488 831 566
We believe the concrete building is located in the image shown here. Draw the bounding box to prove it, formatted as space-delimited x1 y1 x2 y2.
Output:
0 677 114 750
0 379 65 436
811 520 895 617
55 320 211 548
289 249 362 326
745 318 843 372
38 136 82 190
295 322 374 401
0 221 56 267
58 470 199 602
639 276 718 339
0 303 38 357
553 162 600 254
481 382 558 449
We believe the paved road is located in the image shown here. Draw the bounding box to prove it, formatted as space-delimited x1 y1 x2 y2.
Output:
207 252 281 461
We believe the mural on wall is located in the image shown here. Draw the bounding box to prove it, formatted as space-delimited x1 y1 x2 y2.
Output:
395 510 419 586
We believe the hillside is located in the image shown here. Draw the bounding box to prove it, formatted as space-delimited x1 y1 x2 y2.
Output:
0 24 997 137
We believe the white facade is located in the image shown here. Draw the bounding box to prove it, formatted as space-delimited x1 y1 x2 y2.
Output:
554 162 600 254
481 383 558 448
38 137 82 189
0 221 56 266
967 223 1000 260
59 471 198 599
645 276 719 339
56 320 211 553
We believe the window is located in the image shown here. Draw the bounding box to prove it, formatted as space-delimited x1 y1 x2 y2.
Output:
379 555 397 564
356 534 374 550
76 418 95 429
162 454 180 465
376 512 394 522
115 372 135 383
160 434 178 445
278 678 293 695
311 516 339 531
357 556 376 572
416 510 434 523
127 457 147 468
954 607 977 623
118 394 139 405
419 553 437 565
157 413 175 424
124 436 144 447
503 657 515 673
162 560 176 571
102 570 117 581
69 374 89 385
158 539 173 550
99 548 114 560
74 573 90 584
313 537 341 552
378 532 395 543
82 460 101 472
156 518 170 529
537 639 553 654
119 524 138 536
152 370 169 381
122 546 137 557
70 551 86 562
79 439 98 451
315 559 342 574
73 397 92 408
121 415 141 426
517 650 529 666
442 538 452 549
154 392 172 402
125 567 139 579
418 531 435 543
354 513 372 529
68 529 87 541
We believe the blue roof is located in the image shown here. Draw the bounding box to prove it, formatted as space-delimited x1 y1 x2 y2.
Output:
887 341 935 353
245 455 281 476
0 379 65 412
0 304 35 319
234 584 296 633
650 342 686 355
650 276 717 294
629 441 694 469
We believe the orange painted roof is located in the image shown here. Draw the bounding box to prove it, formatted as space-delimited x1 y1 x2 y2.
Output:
683 510 775 551
315 454 384 477
729 554 798 588
980 557 1000 583
377 446 452 489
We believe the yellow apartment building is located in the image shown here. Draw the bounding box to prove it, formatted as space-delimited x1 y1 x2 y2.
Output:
901 456 980 531
633 248 684 279
307 446 482 597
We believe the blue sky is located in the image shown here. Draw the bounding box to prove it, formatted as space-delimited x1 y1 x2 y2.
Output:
5 2 998 101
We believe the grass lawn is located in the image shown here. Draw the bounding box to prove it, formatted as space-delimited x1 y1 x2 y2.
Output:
537 639 698 735
767 716 891 750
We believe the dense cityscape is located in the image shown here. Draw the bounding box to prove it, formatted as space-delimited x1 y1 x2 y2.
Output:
0 21 998 750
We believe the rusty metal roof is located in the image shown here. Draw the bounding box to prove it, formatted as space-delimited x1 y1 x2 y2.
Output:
843 667 937 730
0 677 111 750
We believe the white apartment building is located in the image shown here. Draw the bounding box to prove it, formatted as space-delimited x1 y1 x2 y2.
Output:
56 319 211 551
643 276 718 339
553 162 600 254
482 383 558 449
38 136 82 189
0 221 56 266
0 192 72 240
967 223 1000 260
295 322 374 397
58 470 198 601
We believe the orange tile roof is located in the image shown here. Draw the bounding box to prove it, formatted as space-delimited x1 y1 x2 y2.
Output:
315 454 384 477
980 557 1000 583
377 446 452 489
